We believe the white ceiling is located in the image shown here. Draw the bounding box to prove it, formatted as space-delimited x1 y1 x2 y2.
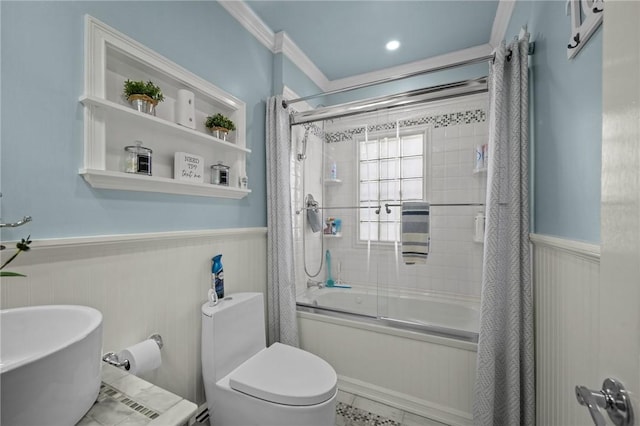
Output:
219 0 514 91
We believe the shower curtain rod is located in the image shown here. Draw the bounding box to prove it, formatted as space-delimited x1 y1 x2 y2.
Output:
289 76 488 125
283 41 535 109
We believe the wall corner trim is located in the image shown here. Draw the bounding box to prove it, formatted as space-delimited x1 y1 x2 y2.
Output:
217 1 275 51
274 31 330 91
529 233 601 261
490 0 517 48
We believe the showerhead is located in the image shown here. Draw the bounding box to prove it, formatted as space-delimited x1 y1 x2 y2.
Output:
298 125 311 161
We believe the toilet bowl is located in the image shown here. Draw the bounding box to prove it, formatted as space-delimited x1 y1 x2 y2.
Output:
201 292 337 426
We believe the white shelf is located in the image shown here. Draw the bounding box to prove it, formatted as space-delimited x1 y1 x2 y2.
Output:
80 95 250 154
79 169 251 199
80 16 249 199
324 179 342 185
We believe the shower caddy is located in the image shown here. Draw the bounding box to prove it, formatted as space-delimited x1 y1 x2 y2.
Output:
78 15 250 199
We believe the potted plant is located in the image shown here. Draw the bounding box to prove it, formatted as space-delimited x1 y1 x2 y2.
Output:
1 235 32 277
205 113 236 141
123 79 165 115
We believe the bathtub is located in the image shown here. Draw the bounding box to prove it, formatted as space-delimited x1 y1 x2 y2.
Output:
297 287 479 342
296 287 478 425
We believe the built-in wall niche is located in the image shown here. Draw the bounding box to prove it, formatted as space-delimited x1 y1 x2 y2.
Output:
79 15 250 198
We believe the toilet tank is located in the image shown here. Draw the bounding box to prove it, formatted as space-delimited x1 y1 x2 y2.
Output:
202 292 266 381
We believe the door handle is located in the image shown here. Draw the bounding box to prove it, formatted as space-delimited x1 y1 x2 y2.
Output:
575 378 633 426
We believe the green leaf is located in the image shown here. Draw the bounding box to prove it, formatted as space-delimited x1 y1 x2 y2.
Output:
0 271 26 277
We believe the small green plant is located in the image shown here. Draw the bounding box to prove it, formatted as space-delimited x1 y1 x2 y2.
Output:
1 235 32 277
205 113 236 131
123 79 165 103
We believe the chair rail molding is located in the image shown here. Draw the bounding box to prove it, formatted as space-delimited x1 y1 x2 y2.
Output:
529 233 600 261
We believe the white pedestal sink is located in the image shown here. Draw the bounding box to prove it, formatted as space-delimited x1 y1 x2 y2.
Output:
0 305 103 426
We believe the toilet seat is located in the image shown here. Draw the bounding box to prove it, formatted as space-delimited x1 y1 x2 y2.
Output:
228 343 337 406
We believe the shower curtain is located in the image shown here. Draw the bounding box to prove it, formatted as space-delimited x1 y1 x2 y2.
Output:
265 95 299 347
473 35 534 425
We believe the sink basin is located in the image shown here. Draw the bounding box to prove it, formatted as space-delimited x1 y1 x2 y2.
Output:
1 305 103 425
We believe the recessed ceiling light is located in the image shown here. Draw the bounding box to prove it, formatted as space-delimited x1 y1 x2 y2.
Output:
386 40 400 51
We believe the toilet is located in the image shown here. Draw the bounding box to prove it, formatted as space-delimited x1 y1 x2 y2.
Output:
201 292 337 426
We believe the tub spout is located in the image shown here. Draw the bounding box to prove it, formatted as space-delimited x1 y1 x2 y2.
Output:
307 279 324 289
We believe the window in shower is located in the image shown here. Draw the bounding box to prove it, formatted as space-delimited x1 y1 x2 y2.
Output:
358 130 426 242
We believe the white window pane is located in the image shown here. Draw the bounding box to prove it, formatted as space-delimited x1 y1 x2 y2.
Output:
380 222 399 242
380 181 400 201
380 159 399 179
360 141 379 161
387 206 400 221
401 157 423 178
360 206 377 221
360 161 378 180
380 138 399 158
360 182 378 201
401 179 423 200
360 222 378 241
402 135 423 156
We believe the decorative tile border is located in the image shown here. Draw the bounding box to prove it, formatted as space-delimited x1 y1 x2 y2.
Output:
336 401 401 426
325 108 486 143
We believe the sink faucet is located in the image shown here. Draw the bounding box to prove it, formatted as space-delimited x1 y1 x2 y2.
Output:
306 279 324 289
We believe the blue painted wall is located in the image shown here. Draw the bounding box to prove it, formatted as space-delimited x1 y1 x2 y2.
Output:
507 1 602 243
1 1 272 240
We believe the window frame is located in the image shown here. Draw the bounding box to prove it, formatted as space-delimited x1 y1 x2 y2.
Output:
355 126 431 245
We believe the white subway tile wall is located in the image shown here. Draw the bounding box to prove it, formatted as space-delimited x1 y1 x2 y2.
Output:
292 95 488 301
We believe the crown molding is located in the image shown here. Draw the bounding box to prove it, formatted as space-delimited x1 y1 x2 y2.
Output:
275 32 330 91
327 43 494 92
221 0 514 97
218 1 274 51
490 0 517 48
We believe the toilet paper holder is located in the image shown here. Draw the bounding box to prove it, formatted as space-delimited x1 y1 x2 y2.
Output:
102 333 163 370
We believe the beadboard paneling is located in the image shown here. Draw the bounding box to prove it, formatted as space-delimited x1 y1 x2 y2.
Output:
1 228 267 406
530 233 600 426
298 312 476 426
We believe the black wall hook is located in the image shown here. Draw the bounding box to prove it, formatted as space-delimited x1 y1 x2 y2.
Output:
568 33 581 49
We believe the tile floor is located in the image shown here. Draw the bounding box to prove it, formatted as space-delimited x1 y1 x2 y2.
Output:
197 390 448 426
335 390 447 426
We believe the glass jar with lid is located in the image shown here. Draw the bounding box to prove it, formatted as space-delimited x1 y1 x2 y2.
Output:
211 161 230 186
124 141 152 176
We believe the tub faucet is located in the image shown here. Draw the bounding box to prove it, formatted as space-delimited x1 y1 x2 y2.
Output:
307 279 324 289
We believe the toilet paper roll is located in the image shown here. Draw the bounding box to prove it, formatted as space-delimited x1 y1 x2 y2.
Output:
118 339 162 375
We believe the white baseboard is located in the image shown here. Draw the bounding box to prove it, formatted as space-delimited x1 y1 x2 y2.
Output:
337 375 473 426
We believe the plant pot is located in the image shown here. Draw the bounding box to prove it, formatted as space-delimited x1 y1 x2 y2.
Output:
208 126 231 142
128 94 158 115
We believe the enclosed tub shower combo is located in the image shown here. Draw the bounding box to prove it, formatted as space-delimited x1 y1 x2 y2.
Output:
281 80 490 425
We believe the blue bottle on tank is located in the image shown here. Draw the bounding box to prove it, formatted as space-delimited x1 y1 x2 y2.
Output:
212 254 224 299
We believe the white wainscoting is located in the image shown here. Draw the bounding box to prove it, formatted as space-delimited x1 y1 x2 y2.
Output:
298 311 477 426
0 228 267 406
530 233 601 426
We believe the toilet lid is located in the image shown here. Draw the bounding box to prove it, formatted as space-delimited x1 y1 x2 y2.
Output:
228 343 337 406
